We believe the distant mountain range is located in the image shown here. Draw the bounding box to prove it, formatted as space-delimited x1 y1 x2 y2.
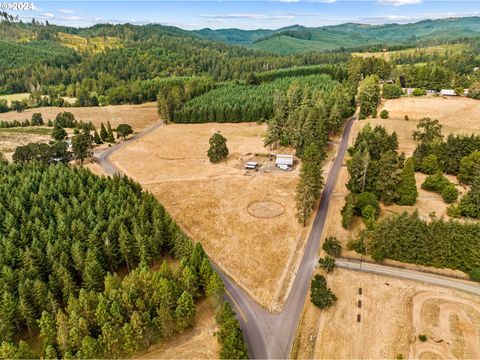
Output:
194 17 480 54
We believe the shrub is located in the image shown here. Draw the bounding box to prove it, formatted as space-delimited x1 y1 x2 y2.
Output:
418 335 428 342
441 184 458 204
322 237 342 257
412 88 426 97
421 172 450 192
318 256 335 273
420 154 439 174
347 235 367 255
354 192 380 218
404 115 409 121
310 274 337 309
446 204 461 218
469 268 480 282
380 109 389 119
382 84 403 99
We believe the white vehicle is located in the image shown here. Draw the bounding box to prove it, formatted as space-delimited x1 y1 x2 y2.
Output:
278 164 291 171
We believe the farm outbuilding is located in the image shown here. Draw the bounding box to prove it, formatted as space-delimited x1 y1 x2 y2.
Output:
276 154 294 169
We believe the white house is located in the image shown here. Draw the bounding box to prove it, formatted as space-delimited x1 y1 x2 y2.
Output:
276 154 294 170
440 89 456 96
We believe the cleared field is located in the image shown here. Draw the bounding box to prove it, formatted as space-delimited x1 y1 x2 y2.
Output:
0 102 159 132
293 269 480 359
0 93 30 105
57 32 121 53
0 127 51 153
138 299 219 359
109 122 308 309
352 43 466 60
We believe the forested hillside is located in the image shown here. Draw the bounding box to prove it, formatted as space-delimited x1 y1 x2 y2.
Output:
0 163 247 358
199 17 480 54
171 74 344 123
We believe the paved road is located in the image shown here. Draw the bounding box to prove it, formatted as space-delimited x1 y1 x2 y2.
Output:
336 259 480 296
95 117 356 359
95 117 480 359
94 122 164 175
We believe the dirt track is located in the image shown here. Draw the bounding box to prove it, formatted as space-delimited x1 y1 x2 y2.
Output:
410 292 480 359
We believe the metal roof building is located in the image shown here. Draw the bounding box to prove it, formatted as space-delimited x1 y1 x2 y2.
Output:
275 154 294 167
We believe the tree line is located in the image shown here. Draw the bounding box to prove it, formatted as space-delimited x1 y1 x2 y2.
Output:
342 124 418 229
358 211 480 281
0 162 247 358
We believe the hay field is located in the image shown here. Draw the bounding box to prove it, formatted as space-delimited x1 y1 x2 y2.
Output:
109 122 309 309
0 103 159 132
293 269 480 359
138 299 219 359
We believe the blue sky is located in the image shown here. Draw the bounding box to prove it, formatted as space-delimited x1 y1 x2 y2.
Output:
8 1 480 30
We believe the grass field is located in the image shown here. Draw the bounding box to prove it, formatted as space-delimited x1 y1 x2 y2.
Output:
0 93 30 105
0 126 52 154
0 102 159 132
108 122 313 309
293 269 480 359
352 43 467 60
57 32 121 53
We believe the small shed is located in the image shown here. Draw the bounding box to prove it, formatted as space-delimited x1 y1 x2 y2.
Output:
245 161 258 170
276 154 294 168
440 89 455 96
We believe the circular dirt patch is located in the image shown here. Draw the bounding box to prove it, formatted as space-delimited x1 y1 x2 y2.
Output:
247 201 285 219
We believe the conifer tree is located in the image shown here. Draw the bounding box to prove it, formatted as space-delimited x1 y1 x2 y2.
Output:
106 121 115 143
174 291 195 332
93 130 102 144
100 122 108 142
82 249 105 292
296 144 324 226
0 291 17 342
396 158 418 205
206 272 225 307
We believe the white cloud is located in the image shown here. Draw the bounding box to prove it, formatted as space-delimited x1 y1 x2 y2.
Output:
57 9 75 14
199 13 296 20
38 13 55 19
377 0 422 6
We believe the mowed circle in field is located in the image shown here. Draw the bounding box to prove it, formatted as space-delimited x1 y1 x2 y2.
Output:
247 200 285 219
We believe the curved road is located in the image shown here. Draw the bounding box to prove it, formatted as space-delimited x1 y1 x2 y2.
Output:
94 117 479 359
94 117 355 358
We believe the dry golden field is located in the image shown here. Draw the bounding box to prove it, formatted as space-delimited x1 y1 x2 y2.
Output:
109 122 312 310
294 269 480 359
0 102 159 132
0 127 52 155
